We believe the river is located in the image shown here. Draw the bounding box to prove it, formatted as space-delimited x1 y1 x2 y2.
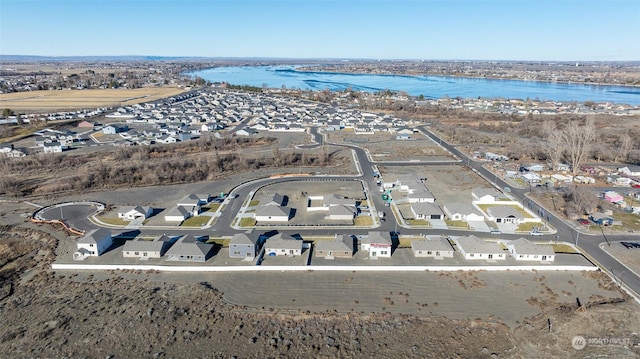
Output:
189 65 640 105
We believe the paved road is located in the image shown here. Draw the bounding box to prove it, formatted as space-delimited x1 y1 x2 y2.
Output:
60 124 640 297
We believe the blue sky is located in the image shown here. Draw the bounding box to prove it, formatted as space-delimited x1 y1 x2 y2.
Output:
1 0 638 61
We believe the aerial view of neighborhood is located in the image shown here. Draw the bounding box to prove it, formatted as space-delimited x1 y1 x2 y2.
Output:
1 1 640 358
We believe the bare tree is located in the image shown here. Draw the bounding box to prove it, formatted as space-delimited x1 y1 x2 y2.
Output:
563 117 596 174
615 131 633 163
543 120 565 170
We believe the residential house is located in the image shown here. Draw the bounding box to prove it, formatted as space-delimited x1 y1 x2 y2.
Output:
315 235 354 259
442 202 485 221
360 231 393 259
164 206 192 222
177 194 210 216
603 191 624 203
102 124 129 134
507 238 555 262
486 205 526 224
471 188 505 203
589 212 614 226
122 235 173 259
328 204 357 221
165 235 213 262
235 127 258 136
73 228 112 260
229 232 260 259
411 237 454 259
117 206 153 221
410 202 444 220
450 235 506 260
264 193 286 206
264 233 303 256
43 141 63 153
255 205 291 222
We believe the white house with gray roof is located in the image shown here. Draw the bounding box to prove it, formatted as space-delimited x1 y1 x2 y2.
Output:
122 235 172 259
264 233 302 256
255 205 291 222
507 238 555 262
450 235 506 261
411 237 454 259
73 228 112 260
443 202 485 221
118 206 153 221
361 231 393 259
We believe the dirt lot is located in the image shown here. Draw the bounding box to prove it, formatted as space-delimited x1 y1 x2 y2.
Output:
602 242 640 276
0 87 187 112
327 130 454 161
380 164 492 203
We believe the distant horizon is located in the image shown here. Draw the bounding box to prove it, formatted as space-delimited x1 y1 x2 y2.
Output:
1 0 638 62
1 54 639 64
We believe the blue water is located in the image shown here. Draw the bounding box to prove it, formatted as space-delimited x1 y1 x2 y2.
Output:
190 66 640 105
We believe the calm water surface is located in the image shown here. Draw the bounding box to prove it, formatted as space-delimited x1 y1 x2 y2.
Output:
190 66 640 105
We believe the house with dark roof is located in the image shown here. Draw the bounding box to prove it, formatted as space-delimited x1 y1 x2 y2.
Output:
165 235 213 262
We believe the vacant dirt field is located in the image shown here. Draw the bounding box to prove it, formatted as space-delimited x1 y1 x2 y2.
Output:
1 200 640 358
0 87 186 112
380 164 492 203
327 130 454 161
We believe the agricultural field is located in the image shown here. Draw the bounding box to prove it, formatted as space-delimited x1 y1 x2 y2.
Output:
0 87 187 112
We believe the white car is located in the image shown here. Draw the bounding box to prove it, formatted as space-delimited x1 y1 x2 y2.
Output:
529 231 543 236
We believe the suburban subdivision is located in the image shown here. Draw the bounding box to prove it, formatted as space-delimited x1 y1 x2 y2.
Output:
2 68 640 358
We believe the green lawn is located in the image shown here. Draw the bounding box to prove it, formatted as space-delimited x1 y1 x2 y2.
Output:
97 217 130 226
407 219 430 226
181 216 210 227
239 217 257 227
516 222 543 232
551 243 577 253
206 238 230 246
445 220 469 228
613 213 640 231
202 203 221 212
249 200 260 207
354 216 372 226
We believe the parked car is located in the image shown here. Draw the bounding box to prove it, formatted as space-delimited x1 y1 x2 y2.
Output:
530 231 543 236
490 230 502 234
621 242 640 249
577 219 591 225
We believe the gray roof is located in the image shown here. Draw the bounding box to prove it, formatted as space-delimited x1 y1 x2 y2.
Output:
408 188 435 200
122 236 168 252
165 235 212 257
256 205 290 218
329 204 356 216
177 193 209 205
362 231 392 245
451 235 503 254
508 238 555 256
230 233 258 246
472 187 503 200
410 202 443 216
265 193 285 206
487 205 523 219
411 238 453 252
323 194 353 206
315 235 353 252
444 202 482 216
265 233 302 250
165 206 191 217
78 228 111 244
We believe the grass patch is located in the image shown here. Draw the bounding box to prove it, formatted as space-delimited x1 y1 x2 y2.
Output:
516 222 543 232
206 237 230 246
397 236 415 248
97 217 130 226
354 216 373 226
613 213 640 231
249 200 260 207
239 217 257 227
445 220 469 228
202 203 221 212
180 216 210 227
407 219 430 226
551 243 577 253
